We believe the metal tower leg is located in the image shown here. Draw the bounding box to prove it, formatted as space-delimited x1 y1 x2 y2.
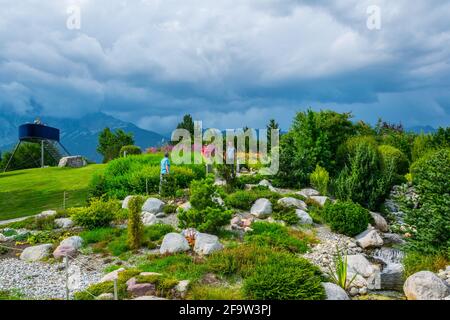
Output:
3 141 21 173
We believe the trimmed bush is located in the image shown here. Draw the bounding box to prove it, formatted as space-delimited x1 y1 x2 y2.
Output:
119 145 142 157
70 198 120 229
378 144 409 175
243 253 325 300
322 201 370 237
178 207 233 234
244 222 309 253
127 196 144 250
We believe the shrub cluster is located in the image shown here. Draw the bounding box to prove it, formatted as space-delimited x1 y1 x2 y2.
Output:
69 198 120 229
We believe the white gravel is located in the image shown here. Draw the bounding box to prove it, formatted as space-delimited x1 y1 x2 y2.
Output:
0 257 103 299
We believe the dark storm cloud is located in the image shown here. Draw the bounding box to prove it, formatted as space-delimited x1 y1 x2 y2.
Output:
0 0 449 132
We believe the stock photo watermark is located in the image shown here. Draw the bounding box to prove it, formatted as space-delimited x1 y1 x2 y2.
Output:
66 5 81 30
169 121 280 175
367 5 381 30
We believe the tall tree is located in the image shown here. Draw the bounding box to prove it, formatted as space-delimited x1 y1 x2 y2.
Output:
266 119 279 150
97 128 134 163
176 114 195 143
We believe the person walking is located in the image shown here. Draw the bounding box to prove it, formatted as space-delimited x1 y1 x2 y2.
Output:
159 152 170 194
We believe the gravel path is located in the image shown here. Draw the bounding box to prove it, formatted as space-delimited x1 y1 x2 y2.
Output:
0 256 103 299
302 225 363 272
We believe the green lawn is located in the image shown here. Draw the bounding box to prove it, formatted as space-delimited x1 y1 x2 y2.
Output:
0 164 105 221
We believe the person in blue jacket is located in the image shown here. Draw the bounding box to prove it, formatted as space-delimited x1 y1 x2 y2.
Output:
159 152 170 194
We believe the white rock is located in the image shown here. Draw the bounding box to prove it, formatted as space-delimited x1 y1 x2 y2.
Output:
160 233 190 254
133 296 168 300
96 293 114 300
258 179 272 188
58 156 87 168
347 254 375 278
355 230 384 249
142 212 157 226
0 234 7 242
54 218 74 229
60 236 83 249
100 268 125 283
122 196 136 209
176 280 190 294
277 197 307 210
309 196 329 207
297 188 320 198
194 233 223 255
322 282 350 300
295 209 313 225
142 198 165 214
20 244 53 262
176 202 192 213
370 212 389 232
250 198 272 218
404 271 450 300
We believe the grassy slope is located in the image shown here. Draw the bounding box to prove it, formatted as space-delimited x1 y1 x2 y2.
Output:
0 164 105 220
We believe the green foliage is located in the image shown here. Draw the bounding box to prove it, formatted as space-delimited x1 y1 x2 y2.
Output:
138 253 208 281
412 133 434 162
69 198 120 229
0 142 59 171
310 164 329 195
244 221 309 253
74 280 128 300
187 284 243 300
163 204 177 214
89 154 204 199
380 131 414 161
178 207 233 234
215 164 238 192
127 196 144 250
26 230 72 245
271 205 299 225
334 138 394 210
403 251 449 278
378 144 409 175
176 114 195 143
144 223 174 242
322 201 370 237
189 175 219 210
97 128 134 163
242 253 325 300
119 145 142 157
80 227 123 244
225 187 281 211
404 149 450 257
0 290 24 300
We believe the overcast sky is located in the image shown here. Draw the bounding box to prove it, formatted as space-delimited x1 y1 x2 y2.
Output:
0 0 449 132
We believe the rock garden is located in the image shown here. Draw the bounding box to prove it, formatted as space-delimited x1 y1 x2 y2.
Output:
1 110 449 301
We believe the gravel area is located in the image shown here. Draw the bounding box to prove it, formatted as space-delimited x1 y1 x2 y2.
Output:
0 256 103 299
302 225 363 272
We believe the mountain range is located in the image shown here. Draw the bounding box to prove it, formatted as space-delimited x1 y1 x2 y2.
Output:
0 112 168 163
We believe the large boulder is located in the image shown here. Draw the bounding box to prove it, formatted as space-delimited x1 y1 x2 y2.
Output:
277 197 307 210
54 218 74 229
370 212 389 232
60 236 83 249
160 233 190 254
36 210 57 219
100 268 125 283
355 229 383 249
250 198 272 218
142 212 157 226
347 254 375 278
404 271 450 300
142 198 165 213
322 282 350 300
58 156 87 168
20 244 53 262
309 196 329 207
295 209 313 225
194 233 223 255
53 245 78 259
297 188 320 198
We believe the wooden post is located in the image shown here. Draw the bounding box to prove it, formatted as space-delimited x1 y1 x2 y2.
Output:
113 279 118 300
65 256 70 300
63 191 67 210
146 178 149 195
41 140 44 168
